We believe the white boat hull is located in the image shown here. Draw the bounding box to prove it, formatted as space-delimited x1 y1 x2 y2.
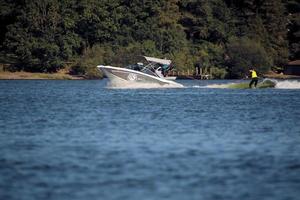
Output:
165 76 177 80
97 65 183 88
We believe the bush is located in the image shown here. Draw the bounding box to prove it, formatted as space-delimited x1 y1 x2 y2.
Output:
70 45 107 79
226 37 272 78
211 67 227 79
70 62 102 79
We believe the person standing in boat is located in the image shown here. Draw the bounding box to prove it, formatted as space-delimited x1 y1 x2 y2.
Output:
249 68 258 88
161 64 169 77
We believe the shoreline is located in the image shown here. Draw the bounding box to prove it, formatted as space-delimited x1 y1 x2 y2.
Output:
263 73 300 80
0 71 299 80
0 71 87 80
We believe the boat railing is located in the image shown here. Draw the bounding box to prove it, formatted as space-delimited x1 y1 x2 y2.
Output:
141 63 159 77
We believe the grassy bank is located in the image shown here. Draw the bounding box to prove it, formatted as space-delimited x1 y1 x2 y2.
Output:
0 71 85 80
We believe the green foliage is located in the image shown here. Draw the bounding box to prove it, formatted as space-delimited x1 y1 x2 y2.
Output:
179 0 232 44
226 37 272 78
286 0 300 60
226 0 289 66
211 67 227 79
199 42 225 68
70 45 107 79
171 47 197 71
2 0 82 72
260 0 289 66
0 0 296 78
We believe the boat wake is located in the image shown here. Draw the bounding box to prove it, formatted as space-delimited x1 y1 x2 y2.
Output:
106 80 184 89
274 80 300 89
204 83 231 89
106 78 300 89
203 79 300 89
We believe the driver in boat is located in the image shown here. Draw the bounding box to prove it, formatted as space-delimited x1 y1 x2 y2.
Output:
133 62 143 71
155 67 164 78
162 64 169 76
249 68 258 88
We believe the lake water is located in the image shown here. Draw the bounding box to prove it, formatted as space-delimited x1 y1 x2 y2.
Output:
0 79 300 200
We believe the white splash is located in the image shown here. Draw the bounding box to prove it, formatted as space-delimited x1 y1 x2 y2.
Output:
275 80 300 89
192 85 202 88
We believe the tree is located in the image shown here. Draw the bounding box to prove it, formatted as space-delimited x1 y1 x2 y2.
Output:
179 0 232 44
286 0 300 60
155 0 187 53
0 0 296 77
260 0 289 66
3 0 83 72
225 0 289 66
75 0 119 48
226 37 272 78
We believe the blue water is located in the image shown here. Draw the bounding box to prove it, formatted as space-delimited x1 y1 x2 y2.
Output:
0 80 300 200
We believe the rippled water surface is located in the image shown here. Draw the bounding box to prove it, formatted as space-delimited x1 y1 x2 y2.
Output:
1 80 300 200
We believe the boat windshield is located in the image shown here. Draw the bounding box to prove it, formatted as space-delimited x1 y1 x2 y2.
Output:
141 66 158 77
126 63 159 77
125 56 173 77
126 64 144 71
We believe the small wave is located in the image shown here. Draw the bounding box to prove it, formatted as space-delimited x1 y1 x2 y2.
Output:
192 85 203 88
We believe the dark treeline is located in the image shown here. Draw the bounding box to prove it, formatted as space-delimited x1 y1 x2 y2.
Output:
0 0 299 78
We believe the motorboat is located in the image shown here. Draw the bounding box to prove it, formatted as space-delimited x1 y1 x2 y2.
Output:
165 76 177 80
97 56 183 88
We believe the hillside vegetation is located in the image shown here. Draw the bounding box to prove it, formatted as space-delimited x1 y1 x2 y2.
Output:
0 0 299 78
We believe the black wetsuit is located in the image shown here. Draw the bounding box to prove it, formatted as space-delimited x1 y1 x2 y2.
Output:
249 77 258 88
